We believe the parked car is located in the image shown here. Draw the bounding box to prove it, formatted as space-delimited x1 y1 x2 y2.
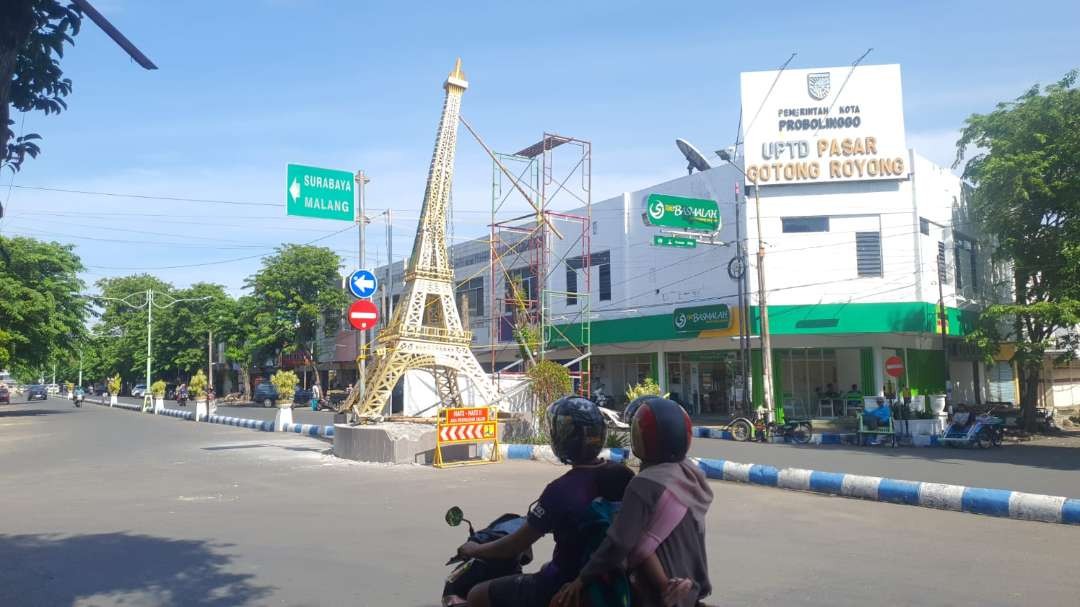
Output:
131 384 147 397
253 382 279 407
293 387 313 405
0 387 9 404
27 385 48 401
46 383 60 394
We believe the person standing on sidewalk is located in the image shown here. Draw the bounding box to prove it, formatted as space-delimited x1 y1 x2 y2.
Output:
311 381 322 411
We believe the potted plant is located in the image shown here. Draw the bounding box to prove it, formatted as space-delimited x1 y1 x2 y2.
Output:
107 374 121 406
189 370 209 421
270 369 299 431
150 380 167 413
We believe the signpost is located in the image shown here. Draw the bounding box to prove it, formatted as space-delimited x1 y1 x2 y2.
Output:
653 235 698 249
348 269 379 299
347 299 379 331
286 164 355 221
435 406 499 468
885 355 905 378
644 194 721 232
673 304 731 333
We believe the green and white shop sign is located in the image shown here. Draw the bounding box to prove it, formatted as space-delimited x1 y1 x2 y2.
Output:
644 194 721 232
673 304 731 333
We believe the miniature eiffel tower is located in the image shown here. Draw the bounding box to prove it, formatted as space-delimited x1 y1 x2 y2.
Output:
348 59 501 419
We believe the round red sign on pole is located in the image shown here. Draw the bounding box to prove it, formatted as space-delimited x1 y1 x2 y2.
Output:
884 355 905 378
347 299 379 330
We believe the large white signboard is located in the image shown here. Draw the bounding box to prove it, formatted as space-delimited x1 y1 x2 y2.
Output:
740 64 908 186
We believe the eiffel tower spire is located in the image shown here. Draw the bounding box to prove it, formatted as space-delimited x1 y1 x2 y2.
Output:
346 59 501 419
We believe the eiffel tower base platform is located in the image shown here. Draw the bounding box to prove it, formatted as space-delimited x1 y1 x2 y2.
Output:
332 422 476 465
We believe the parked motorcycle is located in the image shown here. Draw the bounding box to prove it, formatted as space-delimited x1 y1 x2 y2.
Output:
442 506 532 607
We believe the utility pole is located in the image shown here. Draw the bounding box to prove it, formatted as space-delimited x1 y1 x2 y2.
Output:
938 240 950 404
208 329 214 393
718 149 776 423
386 209 393 324
146 289 153 395
355 170 370 406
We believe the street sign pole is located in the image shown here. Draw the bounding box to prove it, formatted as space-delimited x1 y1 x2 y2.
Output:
355 170 370 409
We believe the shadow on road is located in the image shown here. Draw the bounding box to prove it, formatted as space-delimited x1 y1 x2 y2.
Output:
202 443 329 454
0 532 273 606
0 408 70 418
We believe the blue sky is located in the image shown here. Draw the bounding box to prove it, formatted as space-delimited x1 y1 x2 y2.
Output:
3 0 1077 294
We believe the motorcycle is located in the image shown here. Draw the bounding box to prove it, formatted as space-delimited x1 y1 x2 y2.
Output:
442 506 532 607
73 389 84 408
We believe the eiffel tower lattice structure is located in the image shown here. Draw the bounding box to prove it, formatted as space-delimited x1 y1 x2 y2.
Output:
345 59 501 420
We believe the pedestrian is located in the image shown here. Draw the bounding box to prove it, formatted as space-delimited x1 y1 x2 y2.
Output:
311 381 322 411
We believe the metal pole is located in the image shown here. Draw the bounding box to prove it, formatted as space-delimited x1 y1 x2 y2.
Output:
386 209 393 323
355 170 370 406
208 329 213 392
146 289 153 396
734 189 750 414
752 184 777 423
938 249 950 403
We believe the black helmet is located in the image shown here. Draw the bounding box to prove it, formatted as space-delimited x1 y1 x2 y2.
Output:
547 396 607 465
622 394 660 425
630 396 692 464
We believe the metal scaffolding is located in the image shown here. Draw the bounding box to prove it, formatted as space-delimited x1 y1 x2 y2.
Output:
489 134 592 396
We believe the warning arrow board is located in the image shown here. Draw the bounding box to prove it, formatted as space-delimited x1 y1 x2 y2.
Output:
438 422 497 443
435 406 500 468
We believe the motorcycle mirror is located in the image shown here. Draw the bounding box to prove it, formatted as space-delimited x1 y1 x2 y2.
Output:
445 506 464 527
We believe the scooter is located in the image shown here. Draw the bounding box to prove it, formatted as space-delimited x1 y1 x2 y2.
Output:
442 506 532 607
73 389 84 407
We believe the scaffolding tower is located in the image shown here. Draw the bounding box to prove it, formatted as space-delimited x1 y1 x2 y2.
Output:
489 134 592 397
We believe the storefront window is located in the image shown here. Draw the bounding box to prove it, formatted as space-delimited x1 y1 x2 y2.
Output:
665 351 745 417
780 348 841 418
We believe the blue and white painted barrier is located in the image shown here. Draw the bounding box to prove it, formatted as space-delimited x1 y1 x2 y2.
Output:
693 456 1080 525
205 414 274 432
160 407 194 420
280 422 335 438
113 401 143 412
485 443 638 466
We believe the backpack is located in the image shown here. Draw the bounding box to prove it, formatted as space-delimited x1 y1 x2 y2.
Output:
578 499 631 607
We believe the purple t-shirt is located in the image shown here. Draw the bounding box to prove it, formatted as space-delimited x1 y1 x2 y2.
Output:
526 463 615 583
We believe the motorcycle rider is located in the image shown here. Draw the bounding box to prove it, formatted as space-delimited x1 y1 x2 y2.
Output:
457 396 627 607
552 396 713 607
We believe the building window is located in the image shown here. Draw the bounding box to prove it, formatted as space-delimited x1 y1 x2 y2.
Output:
954 233 976 292
782 216 829 233
598 261 611 301
937 241 949 284
855 232 882 277
592 221 598 235
504 267 535 312
455 276 484 321
566 267 578 306
919 217 930 235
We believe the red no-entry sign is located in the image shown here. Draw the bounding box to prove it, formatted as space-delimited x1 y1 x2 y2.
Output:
347 299 379 330
885 355 905 378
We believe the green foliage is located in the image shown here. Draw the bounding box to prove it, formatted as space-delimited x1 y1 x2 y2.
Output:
244 244 346 361
91 274 172 384
107 373 121 395
605 430 629 449
155 282 233 377
2 0 84 173
189 369 208 399
956 71 1080 425
625 377 664 403
527 360 572 408
270 369 298 404
150 379 166 397
0 236 86 374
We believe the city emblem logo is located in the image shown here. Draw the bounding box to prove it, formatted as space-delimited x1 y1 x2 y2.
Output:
807 72 831 100
674 312 687 330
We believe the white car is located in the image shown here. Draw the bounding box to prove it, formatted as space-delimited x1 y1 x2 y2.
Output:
131 384 147 397
46 383 60 394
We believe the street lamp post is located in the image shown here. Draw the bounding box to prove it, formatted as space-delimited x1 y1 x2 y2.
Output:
717 149 777 423
93 290 211 405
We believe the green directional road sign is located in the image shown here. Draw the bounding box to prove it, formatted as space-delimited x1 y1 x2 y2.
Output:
286 164 355 221
673 304 731 333
644 193 721 232
653 235 698 249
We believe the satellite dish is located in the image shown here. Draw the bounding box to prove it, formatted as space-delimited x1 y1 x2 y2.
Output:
676 139 712 175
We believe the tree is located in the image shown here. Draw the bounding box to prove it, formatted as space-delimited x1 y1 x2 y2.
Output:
244 244 346 364
154 282 233 379
1 1 82 176
220 294 259 399
955 70 1080 430
0 235 86 375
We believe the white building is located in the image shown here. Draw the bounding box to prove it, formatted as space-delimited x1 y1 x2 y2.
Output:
355 63 1020 418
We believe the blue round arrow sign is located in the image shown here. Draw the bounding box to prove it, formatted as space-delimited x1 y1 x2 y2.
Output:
348 269 379 299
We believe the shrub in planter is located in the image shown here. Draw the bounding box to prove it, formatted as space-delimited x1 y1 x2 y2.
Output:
625 377 664 403
526 361 572 439
189 370 208 400
107 374 121 396
150 380 167 398
270 370 299 408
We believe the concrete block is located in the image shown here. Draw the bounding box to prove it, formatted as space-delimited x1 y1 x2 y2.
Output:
332 422 439 464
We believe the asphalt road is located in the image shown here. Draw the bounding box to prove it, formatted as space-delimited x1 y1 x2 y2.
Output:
689 432 1080 498
1 399 1077 606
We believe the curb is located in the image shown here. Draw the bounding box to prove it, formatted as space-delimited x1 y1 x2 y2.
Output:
280 422 335 438
205 414 274 432
692 426 942 447
692 456 1080 526
161 407 195 420
485 443 637 466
